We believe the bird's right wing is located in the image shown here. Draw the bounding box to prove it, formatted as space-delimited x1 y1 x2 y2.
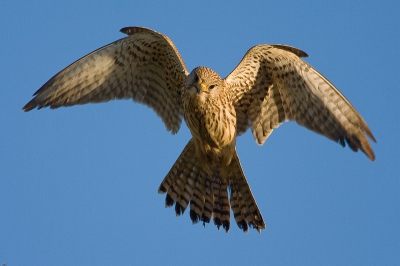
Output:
23 27 188 134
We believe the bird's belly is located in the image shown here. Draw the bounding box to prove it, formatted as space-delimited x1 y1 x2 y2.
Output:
185 106 237 168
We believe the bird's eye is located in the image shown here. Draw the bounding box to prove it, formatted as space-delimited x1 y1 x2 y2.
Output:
194 74 199 82
209 85 216 90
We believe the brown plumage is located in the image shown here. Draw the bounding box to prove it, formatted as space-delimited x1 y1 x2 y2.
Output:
23 26 376 233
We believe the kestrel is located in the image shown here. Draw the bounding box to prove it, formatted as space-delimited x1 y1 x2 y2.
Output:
23 27 376 233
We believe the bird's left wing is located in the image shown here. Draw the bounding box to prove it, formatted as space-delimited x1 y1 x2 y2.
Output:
225 44 376 160
23 27 188 134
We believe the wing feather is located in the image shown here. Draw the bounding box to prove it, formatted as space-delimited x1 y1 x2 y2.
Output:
23 27 188 134
226 44 376 160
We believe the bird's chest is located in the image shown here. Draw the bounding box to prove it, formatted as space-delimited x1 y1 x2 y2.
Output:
184 96 236 150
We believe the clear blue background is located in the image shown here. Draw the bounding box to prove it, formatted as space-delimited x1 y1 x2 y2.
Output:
1 1 399 265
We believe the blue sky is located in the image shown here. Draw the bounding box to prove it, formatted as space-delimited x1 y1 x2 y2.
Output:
1 1 399 265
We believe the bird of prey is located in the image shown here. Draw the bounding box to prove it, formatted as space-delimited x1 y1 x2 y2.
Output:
23 26 376 233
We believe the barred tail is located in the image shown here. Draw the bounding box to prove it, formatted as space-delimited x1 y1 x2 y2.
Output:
158 139 265 233
229 152 266 232
158 139 200 217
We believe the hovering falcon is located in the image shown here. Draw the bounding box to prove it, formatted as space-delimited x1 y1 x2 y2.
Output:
23 27 376 233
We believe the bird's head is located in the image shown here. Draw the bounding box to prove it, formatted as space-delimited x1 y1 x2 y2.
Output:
184 67 223 98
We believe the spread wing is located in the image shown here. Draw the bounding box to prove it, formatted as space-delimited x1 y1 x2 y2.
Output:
225 44 376 161
23 27 188 134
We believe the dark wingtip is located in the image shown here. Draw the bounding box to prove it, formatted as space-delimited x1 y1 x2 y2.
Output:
165 194 175 207
271 44 309 58
120 27 136 35
120 26 156 36
189 209 200 224
22 100 37 112
158 184 167 194
175 202 186 216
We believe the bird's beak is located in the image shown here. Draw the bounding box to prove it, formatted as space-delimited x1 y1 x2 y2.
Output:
196 82 207 94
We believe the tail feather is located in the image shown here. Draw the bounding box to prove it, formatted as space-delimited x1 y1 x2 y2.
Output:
158 139 198 214
230 183 249 232
202 178 213 224
175 172 195 215
168 173 186 208
212 179 230 232
190 169 208 224
158 139 266 233
211 180 222 228
229 152 266 232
